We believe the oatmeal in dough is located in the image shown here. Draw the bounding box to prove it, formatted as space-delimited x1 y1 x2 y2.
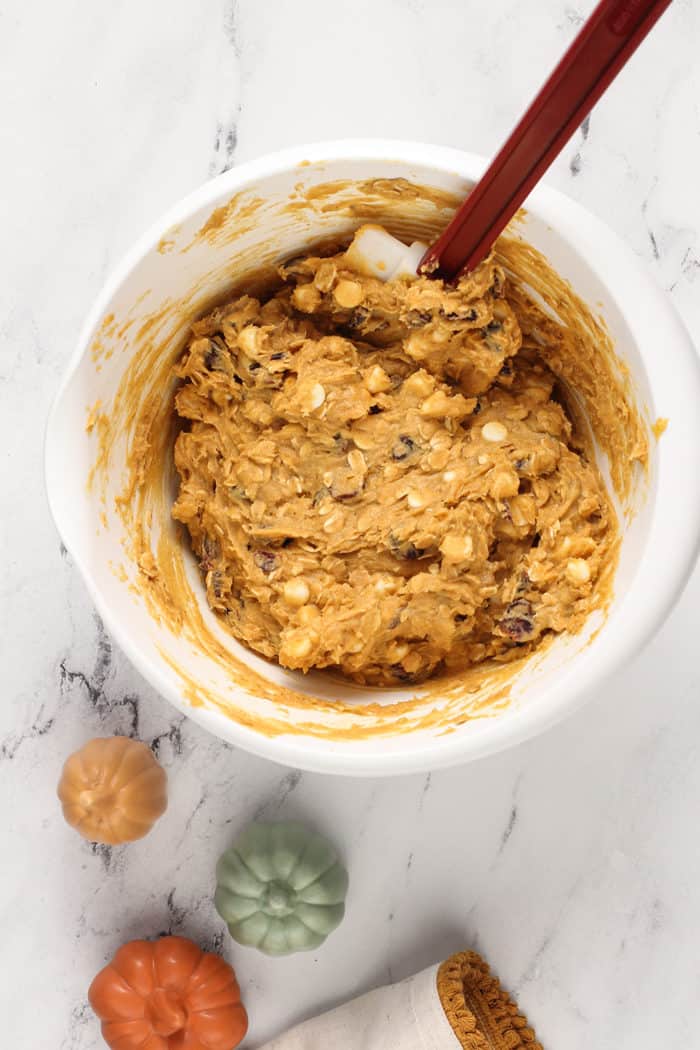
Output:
172 226 616 686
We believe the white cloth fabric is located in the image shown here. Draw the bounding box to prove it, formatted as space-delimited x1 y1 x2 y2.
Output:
259 964 462 1050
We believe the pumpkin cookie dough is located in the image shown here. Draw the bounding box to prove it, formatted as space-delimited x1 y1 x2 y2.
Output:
172 227 616 686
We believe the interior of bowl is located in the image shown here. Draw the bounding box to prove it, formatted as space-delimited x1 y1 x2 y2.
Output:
46 145 661 772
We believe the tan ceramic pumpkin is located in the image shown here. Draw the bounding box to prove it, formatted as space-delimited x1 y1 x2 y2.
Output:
57 737 167 844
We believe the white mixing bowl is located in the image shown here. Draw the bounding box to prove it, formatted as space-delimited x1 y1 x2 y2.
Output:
45 141 700 775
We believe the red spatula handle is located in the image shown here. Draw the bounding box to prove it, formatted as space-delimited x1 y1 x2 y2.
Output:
420 0 674 281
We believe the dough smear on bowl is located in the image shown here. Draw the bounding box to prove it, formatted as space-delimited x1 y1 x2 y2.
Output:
172 226 617 686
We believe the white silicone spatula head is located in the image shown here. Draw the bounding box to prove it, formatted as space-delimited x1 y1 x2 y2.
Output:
344 225 427 282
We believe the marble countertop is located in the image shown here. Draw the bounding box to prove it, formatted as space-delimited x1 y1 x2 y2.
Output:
3 1 700 1046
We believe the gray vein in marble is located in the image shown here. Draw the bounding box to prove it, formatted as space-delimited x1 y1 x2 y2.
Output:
516 926 556 989
514 870 587 992
209 0 241 177
61 1003 91 1050
150 717 185 760
253 768 303 819
88 841 117 874
495 774 522 858
640 178 665 265
201 927 226 956
349 785 381 847
498 805 518 854
210 122 239 176
162 887 189 935
0 703 55 761
166 788 212 860
678 245 700 283
58 615 142 738
563 6 585 27
59 652 141 738
223 0 241 55
417 772 432 812
569 115 591 178
181 789 208 841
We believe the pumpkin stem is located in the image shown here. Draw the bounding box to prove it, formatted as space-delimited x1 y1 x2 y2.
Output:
262 880 297 917
147 987 187 1036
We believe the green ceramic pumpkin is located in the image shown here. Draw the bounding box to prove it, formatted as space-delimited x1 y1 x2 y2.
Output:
214 821 348 956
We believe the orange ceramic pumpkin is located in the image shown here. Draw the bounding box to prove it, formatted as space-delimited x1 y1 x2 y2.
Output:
57 737 167 844
89 936 248 1050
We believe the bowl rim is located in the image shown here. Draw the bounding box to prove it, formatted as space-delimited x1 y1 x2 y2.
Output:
45 138 700 775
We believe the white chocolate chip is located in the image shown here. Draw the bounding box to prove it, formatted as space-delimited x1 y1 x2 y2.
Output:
440 533 474 561
309 382 325 410
443 470 457 482
347 449 367 474
314 260 337 292
401 652 422 674
387 641 409 663
323 511 344 532
490 470 519 501
333 279 364 309
366 365 392 394
283 579 310 607
292 284 321 312
481 421 508 443
284 634 313 661
509 493 537 527
403 370 435 398
407 489 428 509
427 446 450 470
420 391 452 417
566 558 591 584
237 325 262 355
